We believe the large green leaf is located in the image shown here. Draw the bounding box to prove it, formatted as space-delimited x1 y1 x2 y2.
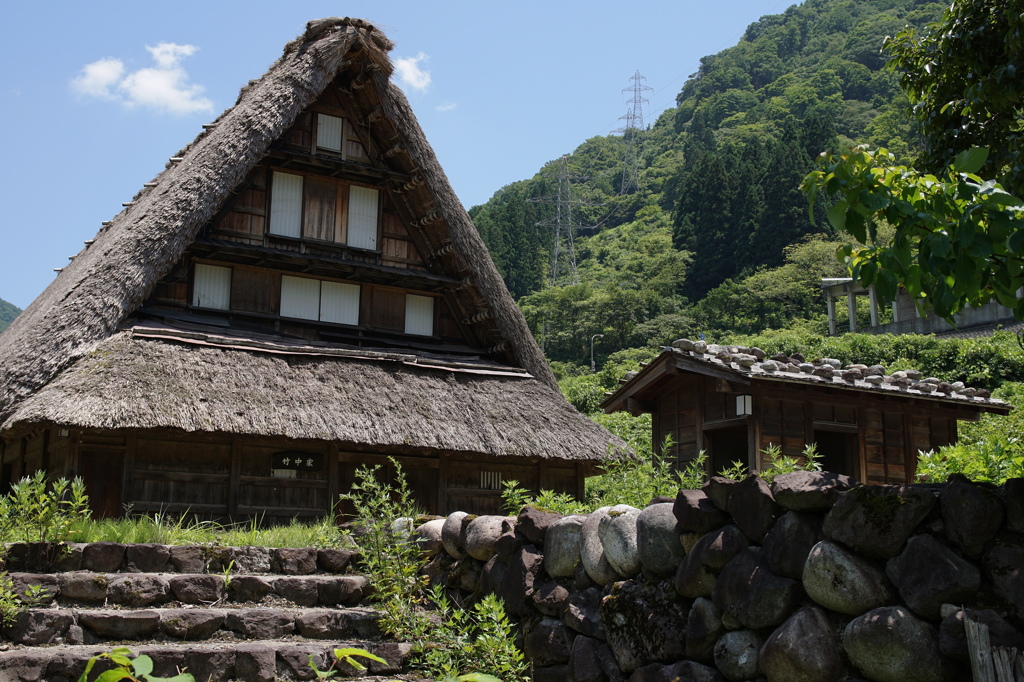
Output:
93 671 133 682
131 655 153 677
826 201 849 231
952 147 988 175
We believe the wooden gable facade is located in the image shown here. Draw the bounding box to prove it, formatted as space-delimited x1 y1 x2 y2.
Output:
601 345 1011 485
0 19 623 522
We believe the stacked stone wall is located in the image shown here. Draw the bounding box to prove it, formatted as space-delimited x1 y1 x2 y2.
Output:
416 473 1024 682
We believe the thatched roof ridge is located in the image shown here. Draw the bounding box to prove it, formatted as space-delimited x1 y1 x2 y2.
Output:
1 333 623 461
0 18 554 422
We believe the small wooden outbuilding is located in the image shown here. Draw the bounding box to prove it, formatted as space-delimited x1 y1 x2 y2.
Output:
601 341 1011 484
0 18 624 521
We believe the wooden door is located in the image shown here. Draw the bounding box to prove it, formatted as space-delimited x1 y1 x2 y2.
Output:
78 448 124 519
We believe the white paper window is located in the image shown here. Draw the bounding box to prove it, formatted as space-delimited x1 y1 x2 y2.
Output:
269 171 303 237
316 114 343 151
405 294 434 336
280 275 321 320
347 186 379 250
320 281 360 325
192 264 231 310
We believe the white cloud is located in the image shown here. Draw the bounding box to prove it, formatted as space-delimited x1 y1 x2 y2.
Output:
436 101 457 112
394 52 431 92
70 58 125 99
70 43 213 115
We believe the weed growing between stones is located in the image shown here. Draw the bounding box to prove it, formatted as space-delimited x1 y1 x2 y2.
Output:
310 644 503 682
78 646 194 682
220 559 234 590
309 646 387 678
341 460 528 681
0 572 23 626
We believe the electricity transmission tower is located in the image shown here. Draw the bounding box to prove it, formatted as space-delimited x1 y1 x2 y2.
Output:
526 155 599 352
527 155 597 286
615 70 653 194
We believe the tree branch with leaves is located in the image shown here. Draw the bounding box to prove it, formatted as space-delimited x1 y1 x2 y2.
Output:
803 145 1024 321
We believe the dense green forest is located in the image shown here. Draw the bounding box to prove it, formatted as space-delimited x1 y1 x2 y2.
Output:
0 298 20 333
471 0 1024 483
471 0 945 368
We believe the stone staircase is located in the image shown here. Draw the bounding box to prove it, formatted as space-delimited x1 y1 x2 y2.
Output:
0 541 412 682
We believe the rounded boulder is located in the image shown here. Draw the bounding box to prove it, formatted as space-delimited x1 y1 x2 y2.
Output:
843 606 958 682
598 505 641 578
581 507 620 585
544 515 586 578
637 503 685 578
803 540 895 616
464 515 510 561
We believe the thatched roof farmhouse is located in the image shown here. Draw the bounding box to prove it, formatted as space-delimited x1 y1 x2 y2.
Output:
0 18 624 520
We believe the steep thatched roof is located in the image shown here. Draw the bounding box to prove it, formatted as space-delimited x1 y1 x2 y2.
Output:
2 330 621 461
0 17 556 425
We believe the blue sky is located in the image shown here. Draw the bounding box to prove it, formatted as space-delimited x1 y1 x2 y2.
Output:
0 1 795 310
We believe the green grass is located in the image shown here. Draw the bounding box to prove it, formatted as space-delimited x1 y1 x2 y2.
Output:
65 513 351 548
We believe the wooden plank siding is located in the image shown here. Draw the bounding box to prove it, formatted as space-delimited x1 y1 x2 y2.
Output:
654 375 701 466
637 366 967 484
5 428 586 522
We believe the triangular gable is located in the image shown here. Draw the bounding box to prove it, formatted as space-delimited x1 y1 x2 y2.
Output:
0 17 555 422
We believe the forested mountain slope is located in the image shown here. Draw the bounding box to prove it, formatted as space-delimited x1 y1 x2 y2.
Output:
471 0 944 367
0 298 20 333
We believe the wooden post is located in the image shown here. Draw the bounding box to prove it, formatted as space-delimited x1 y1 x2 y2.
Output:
966 615 996 682
123 432 137 513
438 454 449 514
827 295 837 336
41 429 51 473
327 442 340 521
847 291 857 333
868 285 879 327
992 647 1024 681
228 438 242 519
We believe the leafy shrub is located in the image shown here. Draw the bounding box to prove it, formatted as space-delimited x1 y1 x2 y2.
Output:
504 444 709 515
0 471 90 544
0 573 22 627
917 381 1024 484
340 461 528 682
337 460 424 637
717 443 823 483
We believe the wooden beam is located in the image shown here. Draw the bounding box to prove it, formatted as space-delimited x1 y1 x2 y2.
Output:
672 356 751 385
604 355 679 412
703 416 750 430
625 397 655 414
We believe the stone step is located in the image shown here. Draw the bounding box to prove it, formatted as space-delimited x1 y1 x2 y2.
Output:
0 639 413 682
4 606 384 646
3 542 357 576
8 572 370 609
